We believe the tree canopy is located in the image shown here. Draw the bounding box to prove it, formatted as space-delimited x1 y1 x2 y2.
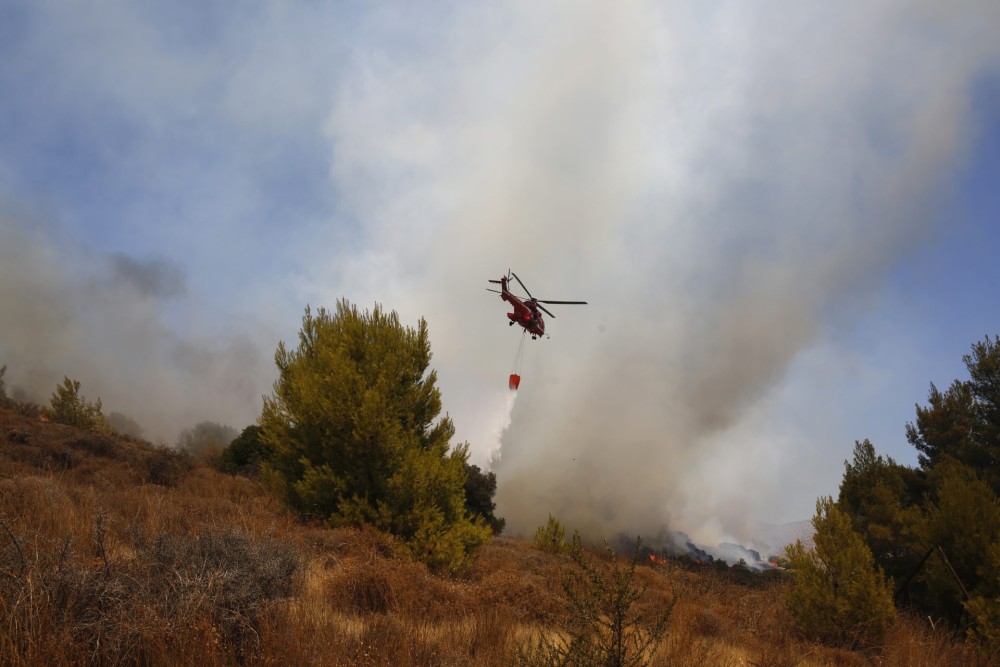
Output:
463 462 505 535
836 335 1000 648
906 335 1000 492
259 301 490 571
837 439 924 583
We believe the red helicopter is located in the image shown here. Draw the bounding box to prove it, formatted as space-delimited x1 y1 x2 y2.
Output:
487 271 587 339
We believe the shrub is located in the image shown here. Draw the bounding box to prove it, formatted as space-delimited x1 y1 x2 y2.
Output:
146 526 301 649
45 377 110 431
219 424 268 476
520 535 675 667
0 512 302 664
142 446 192 487
534 514 570 554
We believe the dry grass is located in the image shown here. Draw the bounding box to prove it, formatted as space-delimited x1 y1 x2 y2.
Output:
1 405 997 666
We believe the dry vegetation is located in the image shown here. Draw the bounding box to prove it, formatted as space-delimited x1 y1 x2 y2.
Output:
0 406 995 666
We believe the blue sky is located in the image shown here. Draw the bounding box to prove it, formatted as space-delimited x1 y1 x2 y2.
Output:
2 1 999 542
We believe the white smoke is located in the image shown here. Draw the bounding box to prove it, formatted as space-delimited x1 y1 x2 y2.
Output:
315 1 1000 543
0 207 277 443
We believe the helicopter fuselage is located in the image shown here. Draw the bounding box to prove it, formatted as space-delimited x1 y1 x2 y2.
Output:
488 273 586 340
491 275 546 338
502 290 546 338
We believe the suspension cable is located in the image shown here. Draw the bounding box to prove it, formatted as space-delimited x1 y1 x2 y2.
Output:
510 329 526 376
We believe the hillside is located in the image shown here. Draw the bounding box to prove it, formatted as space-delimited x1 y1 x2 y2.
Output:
0 405 994 666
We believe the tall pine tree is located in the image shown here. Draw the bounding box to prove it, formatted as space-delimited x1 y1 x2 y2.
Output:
259 301 490 571
837 439 925 584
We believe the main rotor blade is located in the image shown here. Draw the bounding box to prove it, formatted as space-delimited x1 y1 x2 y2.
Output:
489 286 531 300
510 271 533 299
536 303 555 318
536 299 588 305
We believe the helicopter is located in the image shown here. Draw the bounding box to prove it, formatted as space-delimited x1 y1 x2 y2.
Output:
487 271 587 339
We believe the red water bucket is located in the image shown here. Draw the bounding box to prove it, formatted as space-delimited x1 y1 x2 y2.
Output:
508 374 521 390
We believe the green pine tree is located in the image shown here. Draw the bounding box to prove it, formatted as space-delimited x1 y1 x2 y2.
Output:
464 462 506 534
786 497 895 648
46 377 110 431
907 335 1000 494
965 541 1000 652
920 463 1000 629
534 514 570 554
219 424 268 476
838 439 925 584
259 301 490 571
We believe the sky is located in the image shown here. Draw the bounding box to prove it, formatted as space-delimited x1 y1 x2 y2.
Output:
2 1 999 547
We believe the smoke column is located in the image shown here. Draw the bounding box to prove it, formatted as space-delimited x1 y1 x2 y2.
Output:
0 207 277 443
318 1 1000 544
